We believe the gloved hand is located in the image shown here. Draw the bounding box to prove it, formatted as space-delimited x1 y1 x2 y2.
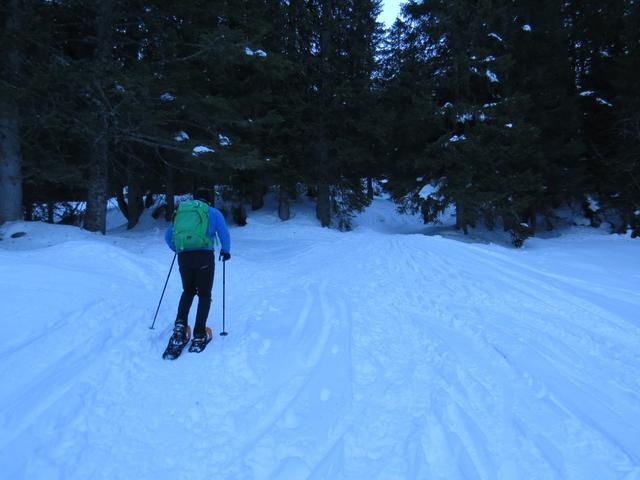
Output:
219 251 231 262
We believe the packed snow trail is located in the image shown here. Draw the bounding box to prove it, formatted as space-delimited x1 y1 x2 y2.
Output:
1 200 639 480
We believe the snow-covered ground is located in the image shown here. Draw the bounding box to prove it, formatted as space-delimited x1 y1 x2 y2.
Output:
1 196 639 480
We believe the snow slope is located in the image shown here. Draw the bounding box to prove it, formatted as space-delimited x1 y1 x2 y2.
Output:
1 198 639 480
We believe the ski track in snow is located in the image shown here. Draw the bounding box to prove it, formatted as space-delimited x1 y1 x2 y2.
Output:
1 203 639 480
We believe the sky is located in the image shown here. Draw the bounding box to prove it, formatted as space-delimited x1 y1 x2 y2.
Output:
379 0 404 27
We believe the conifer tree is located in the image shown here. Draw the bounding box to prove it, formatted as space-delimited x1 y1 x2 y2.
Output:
384 0 587 245
569 0 640 233
304 0 382 229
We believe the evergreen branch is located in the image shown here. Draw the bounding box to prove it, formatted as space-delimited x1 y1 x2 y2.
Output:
168 45 220 63
117 131 191 153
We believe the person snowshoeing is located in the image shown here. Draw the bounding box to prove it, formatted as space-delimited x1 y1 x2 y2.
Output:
163 187 231 357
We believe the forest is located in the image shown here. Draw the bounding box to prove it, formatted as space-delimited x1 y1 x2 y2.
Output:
1 0 638 246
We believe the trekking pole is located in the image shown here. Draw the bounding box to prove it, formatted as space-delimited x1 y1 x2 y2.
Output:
220 259 228 336
150 253 177 330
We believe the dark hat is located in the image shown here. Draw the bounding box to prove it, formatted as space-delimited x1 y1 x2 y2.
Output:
193 187 214 205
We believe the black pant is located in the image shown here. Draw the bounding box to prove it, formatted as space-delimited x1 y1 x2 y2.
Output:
175 250 214 337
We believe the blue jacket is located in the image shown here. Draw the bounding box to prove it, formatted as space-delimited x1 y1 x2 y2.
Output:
165 206 231 254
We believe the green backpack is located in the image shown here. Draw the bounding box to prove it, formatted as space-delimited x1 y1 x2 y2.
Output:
172 200 212 252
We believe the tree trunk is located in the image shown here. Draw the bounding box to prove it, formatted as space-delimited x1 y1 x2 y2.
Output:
315 0 332 228
165 163 175 221
24 199 33 221
316 180 331 227
232 203 247 226
315 132 331 227
278 185 290 221
0 105 23 223
83 0 114 234
116 187 129 219
251 178 264 211
126 169 144 229
367 177 374 200
455 201 468 234
0 0 24 224
144 191 154 209
47 202 54 224
84 133 109 233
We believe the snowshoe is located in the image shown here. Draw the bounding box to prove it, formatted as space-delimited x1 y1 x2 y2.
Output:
188 327 213 353
162 323 191 360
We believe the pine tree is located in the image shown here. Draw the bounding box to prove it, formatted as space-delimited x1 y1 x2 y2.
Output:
384 0 586 245
273 0 315 220
302 0 382 229
331 0 384 228
569 0 640 233
511 0 584 215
